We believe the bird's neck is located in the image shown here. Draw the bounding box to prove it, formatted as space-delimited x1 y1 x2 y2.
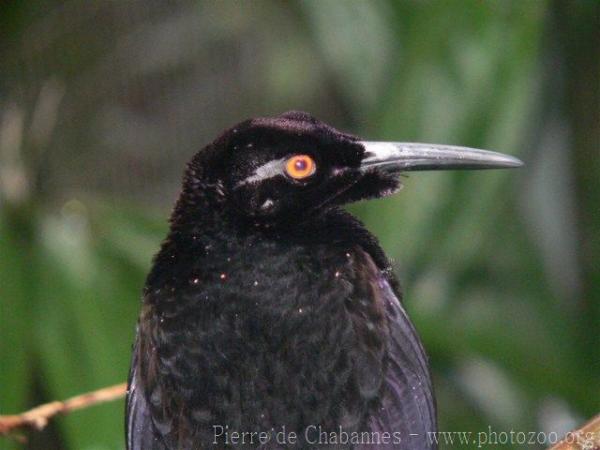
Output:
147 204 394 298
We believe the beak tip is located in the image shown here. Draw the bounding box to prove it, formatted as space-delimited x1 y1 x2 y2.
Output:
499 155 524 169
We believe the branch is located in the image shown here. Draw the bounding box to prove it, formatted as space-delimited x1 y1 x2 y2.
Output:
0 382 126 438
548 413 600 450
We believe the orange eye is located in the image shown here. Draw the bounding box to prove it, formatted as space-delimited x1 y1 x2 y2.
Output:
285 154 316 180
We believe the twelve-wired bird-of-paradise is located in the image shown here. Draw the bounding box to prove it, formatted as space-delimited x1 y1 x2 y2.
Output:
126 111 522 450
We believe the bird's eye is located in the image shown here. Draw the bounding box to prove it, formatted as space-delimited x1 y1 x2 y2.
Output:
285 155 316 180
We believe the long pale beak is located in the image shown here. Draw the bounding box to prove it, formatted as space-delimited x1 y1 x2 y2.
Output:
360 142 523 172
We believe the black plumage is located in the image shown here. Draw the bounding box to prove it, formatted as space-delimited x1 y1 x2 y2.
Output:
126 111 521 449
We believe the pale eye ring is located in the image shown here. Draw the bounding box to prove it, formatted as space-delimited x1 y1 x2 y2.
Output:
284 154 316 180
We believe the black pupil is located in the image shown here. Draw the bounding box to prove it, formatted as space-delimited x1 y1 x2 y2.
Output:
294 158 308 171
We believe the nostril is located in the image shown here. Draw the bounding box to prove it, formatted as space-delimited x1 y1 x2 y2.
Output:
363 151 376 159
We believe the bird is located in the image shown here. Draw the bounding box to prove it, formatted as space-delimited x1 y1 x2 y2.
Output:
126 111 522 450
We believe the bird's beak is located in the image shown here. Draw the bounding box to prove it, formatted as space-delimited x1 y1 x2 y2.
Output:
359 142 523 172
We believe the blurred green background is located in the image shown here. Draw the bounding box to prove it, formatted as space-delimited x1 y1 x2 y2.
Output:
0 1 598 449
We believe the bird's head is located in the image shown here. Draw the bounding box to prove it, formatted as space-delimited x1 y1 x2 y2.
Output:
181 111 521 227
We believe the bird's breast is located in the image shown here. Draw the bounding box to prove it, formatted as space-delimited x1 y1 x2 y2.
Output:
142 237 386 440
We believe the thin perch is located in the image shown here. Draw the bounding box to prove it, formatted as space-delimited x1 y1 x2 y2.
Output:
0 382 126 436
548 414 600 450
